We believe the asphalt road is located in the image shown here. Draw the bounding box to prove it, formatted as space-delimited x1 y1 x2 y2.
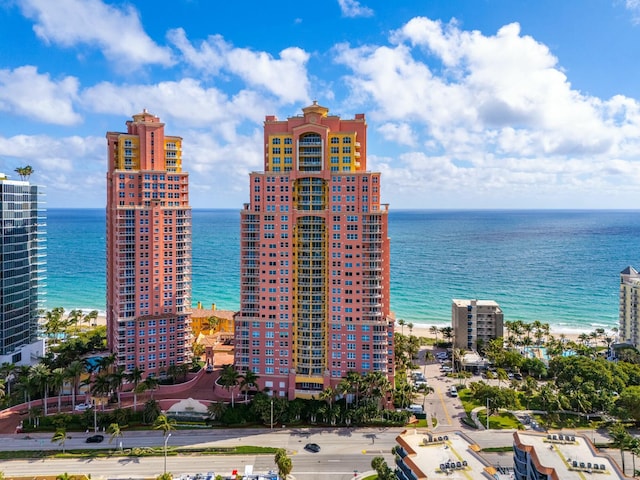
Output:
0 427 399 480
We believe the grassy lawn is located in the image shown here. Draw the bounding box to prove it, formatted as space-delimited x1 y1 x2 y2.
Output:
531 413 603 430
457 389 475 415
477 411 521 430
0 445 279 461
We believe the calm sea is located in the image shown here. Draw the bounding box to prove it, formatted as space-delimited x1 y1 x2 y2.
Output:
46 209 640 333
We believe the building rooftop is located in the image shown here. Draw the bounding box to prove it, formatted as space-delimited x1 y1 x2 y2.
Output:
452 299 501 307
514 431 630 479
397 429 500 479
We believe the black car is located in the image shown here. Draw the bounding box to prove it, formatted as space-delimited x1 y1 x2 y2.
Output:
304 443 321 453
86 434 104 443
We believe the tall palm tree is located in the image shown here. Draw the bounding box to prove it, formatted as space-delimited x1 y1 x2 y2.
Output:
429 325 439 344
50 368 66 413
65 360 85 409
609 423 631 475
29 364 51 416
14 165 34 181
126 367 145 410
142 376 159 399
239 370 259 402
219 364 240 407
397 319 406 335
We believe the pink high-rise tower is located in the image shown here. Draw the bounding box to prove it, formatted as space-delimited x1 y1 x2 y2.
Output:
235 102 394 400
106 110 192 377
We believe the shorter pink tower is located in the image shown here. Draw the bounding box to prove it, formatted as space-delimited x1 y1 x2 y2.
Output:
106 110 193 377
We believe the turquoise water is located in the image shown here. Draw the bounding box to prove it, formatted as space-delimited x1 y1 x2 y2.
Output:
46 209 640 333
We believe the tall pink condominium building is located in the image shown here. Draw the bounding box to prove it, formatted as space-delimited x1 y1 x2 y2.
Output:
106 110 192 376
235 102 395 400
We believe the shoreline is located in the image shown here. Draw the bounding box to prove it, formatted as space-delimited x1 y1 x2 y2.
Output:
57 307 617 341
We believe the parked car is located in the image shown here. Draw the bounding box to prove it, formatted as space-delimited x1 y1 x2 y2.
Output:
449 386 458 397
304 443 321 453
86 434 104 443
205 364 214 373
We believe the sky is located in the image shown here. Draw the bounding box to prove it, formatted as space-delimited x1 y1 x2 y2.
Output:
2 0 640 209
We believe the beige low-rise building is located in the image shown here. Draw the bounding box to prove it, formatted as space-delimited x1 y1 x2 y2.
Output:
452 299 504 350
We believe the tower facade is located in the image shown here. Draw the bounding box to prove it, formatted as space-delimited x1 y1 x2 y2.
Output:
235 103 394 400
0 173 46 365
106 111 192 376
620 266 640 348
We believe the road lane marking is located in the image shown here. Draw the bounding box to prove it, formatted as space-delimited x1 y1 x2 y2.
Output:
436 388 453 425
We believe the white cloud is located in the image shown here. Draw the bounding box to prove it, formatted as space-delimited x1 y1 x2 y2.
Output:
81 78 277 136
625 0 640 23
168 29 310 104
338 0 374 18
335 17 640 160
0 66 81 125
17 0 173 68
377 122 416 146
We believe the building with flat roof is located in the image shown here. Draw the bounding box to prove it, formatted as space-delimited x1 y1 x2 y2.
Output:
452 299 504 350
395 429 508 479
619 266 640 348
513 431 630 479
106 110 192 377
0 173 46 365
234 102 394 400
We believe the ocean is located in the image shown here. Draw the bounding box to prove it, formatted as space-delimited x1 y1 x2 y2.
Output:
46 209 640 334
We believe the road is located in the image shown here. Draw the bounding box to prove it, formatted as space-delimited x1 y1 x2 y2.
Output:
0 427 399 480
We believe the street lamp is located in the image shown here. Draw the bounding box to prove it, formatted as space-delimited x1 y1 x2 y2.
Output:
270 398 274 430
163 433 172 475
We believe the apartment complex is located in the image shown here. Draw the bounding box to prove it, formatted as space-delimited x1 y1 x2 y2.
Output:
235 102 394 399
106 110 192 376
452 299 504 350
619 266 640 348
513 431 629 479
0 173 46 365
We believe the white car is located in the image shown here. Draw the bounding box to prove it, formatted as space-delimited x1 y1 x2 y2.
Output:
74 402 92 411
449 386 458 397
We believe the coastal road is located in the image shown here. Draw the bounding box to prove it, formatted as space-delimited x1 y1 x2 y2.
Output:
0 453 391 480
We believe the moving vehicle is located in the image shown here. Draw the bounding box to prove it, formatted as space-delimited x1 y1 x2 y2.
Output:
86 434 104 443
74 403 92 411
304 443 321 453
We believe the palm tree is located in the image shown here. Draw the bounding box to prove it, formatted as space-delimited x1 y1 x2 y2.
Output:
219 364 240 407
275 449 293 479
14 165 34 181
397 319 406 335
143 399 161 424
51 367 66 413
108 422 124 449
609 423 631 475
141 376 159 399
51 428 68 453
65 360 85 409
407 322 414 336
429 325 439 344
30 364 51 416
206 316 220 334
153 414 176 437
239 370 259 402
126 367 145 410
319 386 336 408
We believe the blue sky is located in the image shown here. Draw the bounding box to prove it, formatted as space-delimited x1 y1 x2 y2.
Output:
2 0 640 209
